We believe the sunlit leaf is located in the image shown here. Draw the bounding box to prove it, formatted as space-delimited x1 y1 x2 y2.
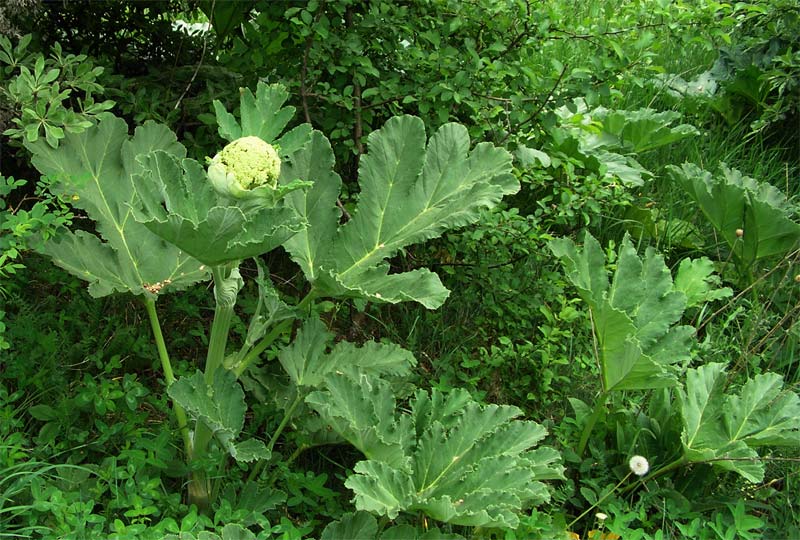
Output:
26 115 206 298
668 163 800 270
550 232 696 391
283 116 518 308
678 363 800 482
308 375 563 528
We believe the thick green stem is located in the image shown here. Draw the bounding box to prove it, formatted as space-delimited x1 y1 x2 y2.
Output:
204 265 239 385
577 391 609 458
234 319 292 377
143 298 192 458
233 289 318 378
189 263 242 511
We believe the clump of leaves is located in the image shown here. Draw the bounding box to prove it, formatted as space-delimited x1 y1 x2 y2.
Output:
550 231 731 456
550 232 713 392
1 35 113 147
677 362 800 482
668 162 800 278
308 375 564 529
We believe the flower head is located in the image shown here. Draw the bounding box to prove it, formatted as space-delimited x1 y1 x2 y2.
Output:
628 455 649 476
208 136 281 198
595 512 608 521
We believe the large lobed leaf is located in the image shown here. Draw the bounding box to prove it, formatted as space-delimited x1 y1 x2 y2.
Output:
678 363 800 482
555 99 699 155
130 150 307 266
168 370 269 463
213 82 312 155
307 375 563 529
244 315 418 451
283 115 518 309
279 316 417 389
25 115 207 298
130 83 315 267
550 232 700 391
542 99 699 187
668 163 800 269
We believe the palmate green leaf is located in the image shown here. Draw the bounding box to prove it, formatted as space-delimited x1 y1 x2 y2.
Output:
279 316 417 389
678 363 800 482
306 371 413 468
25 115 207 298
320 511 378 540
129 82 314 266
283 116 518 309
674 257 733 307
550 99 697 187
308 375 563 528
268 316 416 454
130 150 306 266
213 82 312 155
668 163 800 268
168 370 268 463
599 108 699 154
550 232 694 391
555 99 699 154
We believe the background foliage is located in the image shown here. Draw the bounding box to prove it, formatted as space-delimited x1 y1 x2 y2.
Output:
1 0 799 538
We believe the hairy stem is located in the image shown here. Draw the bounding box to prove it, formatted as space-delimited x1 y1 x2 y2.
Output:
204 264 240 384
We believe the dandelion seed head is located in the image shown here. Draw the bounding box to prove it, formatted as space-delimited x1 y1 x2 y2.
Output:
628 455 649 476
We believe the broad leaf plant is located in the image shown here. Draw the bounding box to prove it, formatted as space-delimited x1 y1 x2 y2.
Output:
550 232 732 456
552 232 800 484
26 82 562 529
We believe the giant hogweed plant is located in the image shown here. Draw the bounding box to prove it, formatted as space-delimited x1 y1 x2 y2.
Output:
550 232 800 489
668 162 800 284
549 232 729 456
25 82 563 529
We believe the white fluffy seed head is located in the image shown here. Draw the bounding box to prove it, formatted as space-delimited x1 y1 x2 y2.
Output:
628 455 650 476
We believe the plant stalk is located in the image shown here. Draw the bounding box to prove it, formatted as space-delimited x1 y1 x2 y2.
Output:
577 391 608 458
568 471 632 529
246 393 305 484
189 263 241 511
233 289 318 378
143 297 192 458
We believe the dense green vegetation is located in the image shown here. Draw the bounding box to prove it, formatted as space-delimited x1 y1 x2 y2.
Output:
1 1 799 538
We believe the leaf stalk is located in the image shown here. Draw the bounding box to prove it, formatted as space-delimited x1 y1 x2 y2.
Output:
143 297 192 457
